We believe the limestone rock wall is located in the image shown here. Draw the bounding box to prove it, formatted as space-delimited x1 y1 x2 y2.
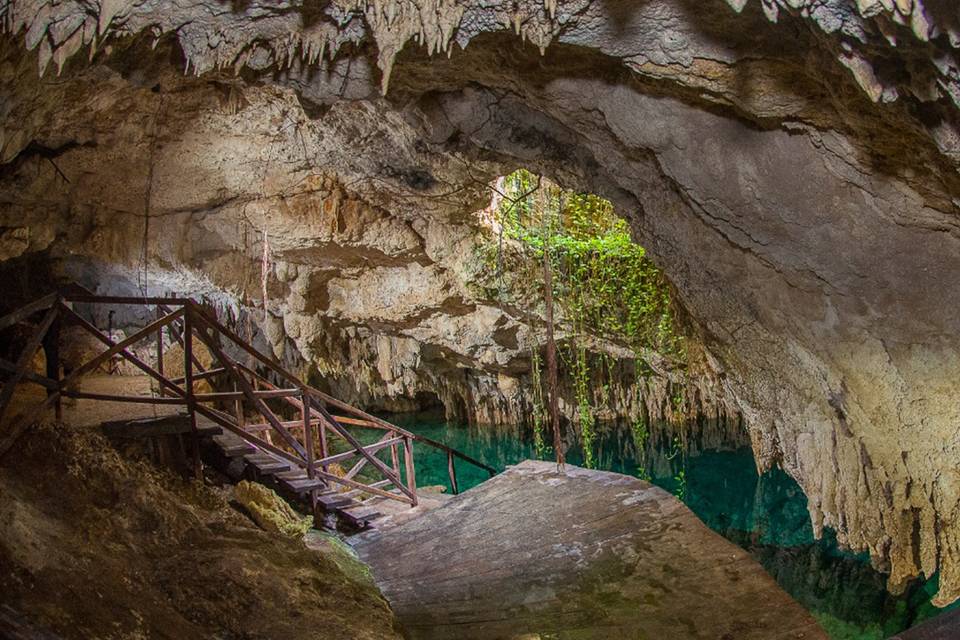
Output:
0 50 725 432
2 0 960 606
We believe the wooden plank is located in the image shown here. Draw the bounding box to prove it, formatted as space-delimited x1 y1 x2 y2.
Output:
403 435 418 505
214 436 257 457
448 450 459 495
63 294 192 306
244 454 292 474
0 292 57 333
315 436 404 468
183 309 201 478
316 469 413 504
59 305 185 389
0 358 58 390
339 505 383 528
193 388 299 402
344 431 401 481
316 492 355 510
283 477 327 492
0 303 59 427
61 390 188 405
103 415 221 438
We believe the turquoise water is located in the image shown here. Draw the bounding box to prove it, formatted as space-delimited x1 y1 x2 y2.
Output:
384 412 956 640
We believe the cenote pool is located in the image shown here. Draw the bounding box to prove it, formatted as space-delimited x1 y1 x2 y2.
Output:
379 412 957 640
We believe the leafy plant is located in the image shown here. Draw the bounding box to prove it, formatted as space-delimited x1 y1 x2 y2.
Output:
631 416 651 481
477 169 687 464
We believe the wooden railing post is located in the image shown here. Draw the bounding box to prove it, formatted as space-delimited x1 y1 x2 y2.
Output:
233 377 244 428
319 418 328 473
447 450 459 495
403 434 418 506
0 302 60 428
391 441 400 478
183 306 201 479
156 305 165 398
301 389 318 523
43 304 62 422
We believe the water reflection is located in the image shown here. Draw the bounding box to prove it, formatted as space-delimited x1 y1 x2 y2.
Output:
384 411 956 640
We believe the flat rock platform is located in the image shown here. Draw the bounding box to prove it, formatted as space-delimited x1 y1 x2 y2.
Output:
351 460 828 640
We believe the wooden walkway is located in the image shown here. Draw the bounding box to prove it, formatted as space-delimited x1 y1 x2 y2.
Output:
0 287 495 528
352 460 829 640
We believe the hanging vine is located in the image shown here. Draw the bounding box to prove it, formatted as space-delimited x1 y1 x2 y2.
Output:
529 346 547 458
477 169 686 467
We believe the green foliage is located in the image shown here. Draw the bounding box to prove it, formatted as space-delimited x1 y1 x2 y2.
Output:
572 342 596 469
631 416 651 481
482 169 686 466
493 169 684 359
529 347 547 458
666 435 687 502
674 469 687 503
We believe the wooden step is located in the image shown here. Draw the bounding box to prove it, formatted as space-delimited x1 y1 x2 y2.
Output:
217 440 257 458
316 492 355 510
244 454 292 474
103 414 221 439
339 505 383 529
283 477 327 492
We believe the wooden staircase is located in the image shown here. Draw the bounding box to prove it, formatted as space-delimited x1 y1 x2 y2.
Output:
0 286 497 529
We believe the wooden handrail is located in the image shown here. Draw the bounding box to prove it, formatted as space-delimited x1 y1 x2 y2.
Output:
0 290 498 504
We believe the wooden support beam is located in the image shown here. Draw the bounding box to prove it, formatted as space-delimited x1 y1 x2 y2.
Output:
0 292 58 334
316 469 413 505
0 358 58 390
448 450 459 495
61 306 185 386
160 306 208 375
404 435 418 505
183 309 201 479
156 306 164 397
317 436 404 469
63 294 192 306
345 431 400 481
57 305 184 397
0 303 59 427
61 390 188 405
189 315 307 461
308 396 414 503
0 305 186 458
167 367 227 385
194 405 306 468
193 388 299 402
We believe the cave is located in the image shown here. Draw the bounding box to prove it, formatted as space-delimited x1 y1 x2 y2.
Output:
1 1 960 639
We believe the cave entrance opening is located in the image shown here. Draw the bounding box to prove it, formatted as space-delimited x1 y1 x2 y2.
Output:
471 168 686 468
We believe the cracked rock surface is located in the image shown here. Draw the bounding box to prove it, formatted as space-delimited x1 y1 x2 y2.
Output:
2 0 960 607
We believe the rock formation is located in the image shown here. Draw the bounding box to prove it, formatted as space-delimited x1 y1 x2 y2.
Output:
2 0 960 607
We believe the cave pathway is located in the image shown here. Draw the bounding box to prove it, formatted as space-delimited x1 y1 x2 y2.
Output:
0 287 495 528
